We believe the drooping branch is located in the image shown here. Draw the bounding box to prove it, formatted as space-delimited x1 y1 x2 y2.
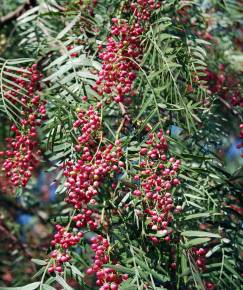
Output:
0 0 37 27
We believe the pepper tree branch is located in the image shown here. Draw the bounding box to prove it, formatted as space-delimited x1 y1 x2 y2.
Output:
0 0 37 27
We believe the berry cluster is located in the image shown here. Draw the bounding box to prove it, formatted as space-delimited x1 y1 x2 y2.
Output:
93 0 160 104
0 157 14 194
64 108 123 211
72 208 98 231
94 19 142 104
86 235 127 289
0 64 46 188
73 105 101 149
130 0 161 21
1 126 41 187
132 130 181 243
204 66 243 107
48 225 83 273
48 105 124 285
4 64 43 107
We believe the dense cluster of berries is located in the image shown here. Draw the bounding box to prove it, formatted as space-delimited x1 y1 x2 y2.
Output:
0 157 14 194
0 126 41 187
3 64 43 106
93 1 160 104
48 225 83 273
204 66 243 107
130 0 161 21
86 235 127 289
0 64 46 188
237 124 243 157
48 106 124 285
72 208 98 230
94 19 142 104
132 130 181 244
64 108 123 212
73 106 101 148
